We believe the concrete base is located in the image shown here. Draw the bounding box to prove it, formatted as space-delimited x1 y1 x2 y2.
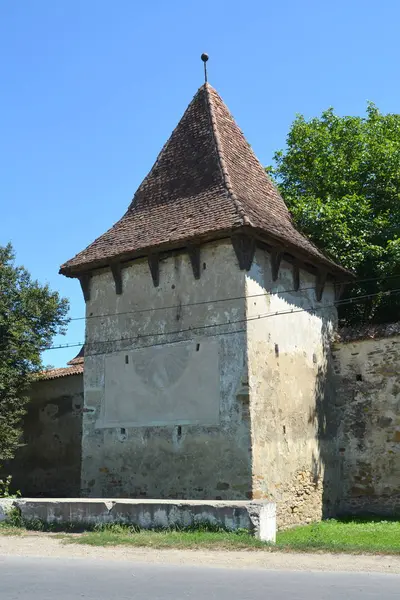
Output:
6 498 276 542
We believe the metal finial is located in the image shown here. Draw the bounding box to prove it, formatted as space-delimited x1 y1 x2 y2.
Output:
201 53 209 83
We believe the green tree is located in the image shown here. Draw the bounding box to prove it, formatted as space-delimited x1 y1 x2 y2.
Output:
268 102 400 325
0 243 69 463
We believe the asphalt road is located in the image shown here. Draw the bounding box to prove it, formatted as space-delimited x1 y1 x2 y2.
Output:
0 556 398 599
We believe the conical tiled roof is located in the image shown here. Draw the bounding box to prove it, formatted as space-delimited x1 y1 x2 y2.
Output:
60 84 346 276
67 346 84 366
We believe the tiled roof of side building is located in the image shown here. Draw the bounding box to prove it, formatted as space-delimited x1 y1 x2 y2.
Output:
38 363 83 381
38 348 84 380
60 84 349 277
335 322 400 343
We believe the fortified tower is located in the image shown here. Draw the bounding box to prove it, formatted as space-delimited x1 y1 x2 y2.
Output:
61 59 349 526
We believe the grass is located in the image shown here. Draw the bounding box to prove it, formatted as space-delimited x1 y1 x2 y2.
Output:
1 517 400 554
0 523 23 536
60 524 267 550
277 518 400 554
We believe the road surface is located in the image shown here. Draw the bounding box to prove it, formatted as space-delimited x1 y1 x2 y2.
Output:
0 556 398 599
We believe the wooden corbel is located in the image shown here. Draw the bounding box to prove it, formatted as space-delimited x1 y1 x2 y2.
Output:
78 273 92 302
231 234 256 271
292 262 300 292
335 281 348 302
315 269 328 302
148 253 160 287
187 245 201 280
270 248 284 281
111 262 123 295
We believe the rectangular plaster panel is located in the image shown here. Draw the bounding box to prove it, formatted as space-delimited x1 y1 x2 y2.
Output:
97 339 220 428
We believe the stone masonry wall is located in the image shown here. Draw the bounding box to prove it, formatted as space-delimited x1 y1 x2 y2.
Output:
332 333 400 516
9 374 83 497
246 247 338 529
82 240 252 500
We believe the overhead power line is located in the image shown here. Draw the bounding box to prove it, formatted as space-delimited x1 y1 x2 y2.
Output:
39 287 400 353
66 272 400 323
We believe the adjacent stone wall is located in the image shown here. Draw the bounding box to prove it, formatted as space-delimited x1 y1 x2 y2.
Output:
246 248 338 529
332 331 400 516
82 240 252 500
9 374 83 497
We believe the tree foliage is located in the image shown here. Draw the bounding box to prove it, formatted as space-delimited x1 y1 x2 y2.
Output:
0 244 69 462
268 102 400 324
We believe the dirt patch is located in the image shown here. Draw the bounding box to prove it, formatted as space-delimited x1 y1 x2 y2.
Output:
0 534 400 573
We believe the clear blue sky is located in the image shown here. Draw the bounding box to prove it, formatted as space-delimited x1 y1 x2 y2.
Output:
1 0 399 367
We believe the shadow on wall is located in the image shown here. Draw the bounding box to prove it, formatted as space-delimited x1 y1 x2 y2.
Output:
327 331 400 518
8 377 83 498
310 316 342 519
309 320 400 521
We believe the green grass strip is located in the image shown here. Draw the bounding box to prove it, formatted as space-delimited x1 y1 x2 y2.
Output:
2 517 400 554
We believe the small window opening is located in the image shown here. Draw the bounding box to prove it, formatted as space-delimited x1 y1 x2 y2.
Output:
356 374 363 382
125 355 129 364
283 425 286 435
196 343 200 351
120 428 126 435
177 425 182 440
203 262 206 270
275 343 279 357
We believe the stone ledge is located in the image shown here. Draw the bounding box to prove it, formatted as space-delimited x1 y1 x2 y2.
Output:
4 498 276 543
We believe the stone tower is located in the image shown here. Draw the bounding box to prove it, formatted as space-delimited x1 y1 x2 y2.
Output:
61 82 349 526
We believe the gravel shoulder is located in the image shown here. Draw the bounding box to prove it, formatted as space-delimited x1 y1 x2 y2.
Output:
0 533 400 574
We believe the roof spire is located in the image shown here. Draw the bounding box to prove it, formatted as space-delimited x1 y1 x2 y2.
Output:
201 53 209 83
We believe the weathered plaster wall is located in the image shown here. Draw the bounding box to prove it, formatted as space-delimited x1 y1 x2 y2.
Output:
82 240 252 499
332 335 400 516
246 248 338 528
10 375 83 497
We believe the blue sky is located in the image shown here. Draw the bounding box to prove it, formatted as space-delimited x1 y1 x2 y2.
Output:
1 0 399 367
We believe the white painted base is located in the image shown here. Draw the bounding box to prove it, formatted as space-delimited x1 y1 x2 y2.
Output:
6 498 276 543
